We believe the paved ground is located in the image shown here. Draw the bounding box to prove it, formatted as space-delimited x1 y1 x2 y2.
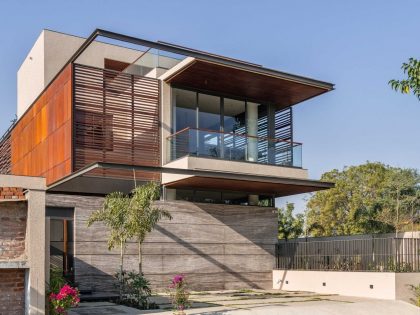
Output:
69 290 419 315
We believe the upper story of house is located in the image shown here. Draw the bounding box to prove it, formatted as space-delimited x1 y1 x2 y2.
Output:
0 29 334 203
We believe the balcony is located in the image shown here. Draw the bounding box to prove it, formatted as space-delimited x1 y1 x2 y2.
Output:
167 128 302 168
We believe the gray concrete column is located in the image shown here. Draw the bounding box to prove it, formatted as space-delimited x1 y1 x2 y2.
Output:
246 102 259 205
26 189 46 315
246 102 258 162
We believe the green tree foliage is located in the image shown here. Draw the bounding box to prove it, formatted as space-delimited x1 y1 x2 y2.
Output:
277 203 304 240
306 162 419 237
129 182 172 273
87 191 131 272
87 191 131 299
389 58 420 100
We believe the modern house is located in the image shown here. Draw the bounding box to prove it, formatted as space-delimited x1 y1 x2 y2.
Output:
0 29 334 304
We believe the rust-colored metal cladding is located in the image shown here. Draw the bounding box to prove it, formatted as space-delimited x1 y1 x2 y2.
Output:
73 64 160 182
10 64 73 185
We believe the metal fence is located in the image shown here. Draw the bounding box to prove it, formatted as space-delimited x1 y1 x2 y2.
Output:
276 237 420 272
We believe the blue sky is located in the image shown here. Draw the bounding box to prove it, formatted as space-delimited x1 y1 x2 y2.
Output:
0 1 419 211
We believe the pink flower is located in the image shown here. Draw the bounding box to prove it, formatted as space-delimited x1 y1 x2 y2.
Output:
172 274 184 285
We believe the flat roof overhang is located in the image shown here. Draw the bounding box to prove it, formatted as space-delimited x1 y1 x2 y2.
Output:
164 59 333 109
54 29 334 111
47 162 334 197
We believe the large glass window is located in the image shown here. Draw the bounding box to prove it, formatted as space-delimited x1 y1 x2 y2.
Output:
198 94 221 157
169 88 296 167
174 88 196 132
174 188 274 207
223 98 246 134
199 93 221 131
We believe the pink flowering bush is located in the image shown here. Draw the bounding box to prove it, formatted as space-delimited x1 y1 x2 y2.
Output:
49 284 80 315
168 274 191 313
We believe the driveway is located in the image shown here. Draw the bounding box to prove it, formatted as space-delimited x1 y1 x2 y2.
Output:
69 290 419 315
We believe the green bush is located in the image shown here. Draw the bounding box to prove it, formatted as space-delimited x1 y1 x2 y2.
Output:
47 268 66 294
410 284 420 307
115 270 156 309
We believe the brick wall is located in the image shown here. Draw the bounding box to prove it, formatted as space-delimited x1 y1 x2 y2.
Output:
0 187 25 200
0 269 25 315
0 198 27 260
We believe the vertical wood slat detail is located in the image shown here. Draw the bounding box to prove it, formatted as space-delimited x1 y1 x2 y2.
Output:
73 64 160 181
10 64 73 185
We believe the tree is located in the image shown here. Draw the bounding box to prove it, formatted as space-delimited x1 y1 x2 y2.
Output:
128 182 172 274
376 168 420 236
277 203 304 240
389 58 420 100
306 162 419 237
87 191 131 299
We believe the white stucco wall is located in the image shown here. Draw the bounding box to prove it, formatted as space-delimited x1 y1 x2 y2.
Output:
273 270 420 301
17 31 45 118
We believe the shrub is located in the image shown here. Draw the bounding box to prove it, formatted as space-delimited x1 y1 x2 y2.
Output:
48 268 66 294
115 270 156 309
169 274 191 313
49 284 80 315
410 284 420 307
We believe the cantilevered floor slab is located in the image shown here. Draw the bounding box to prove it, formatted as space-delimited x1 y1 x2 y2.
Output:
47 162 333 197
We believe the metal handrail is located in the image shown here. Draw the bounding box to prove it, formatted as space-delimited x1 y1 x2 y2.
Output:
167 127 302 146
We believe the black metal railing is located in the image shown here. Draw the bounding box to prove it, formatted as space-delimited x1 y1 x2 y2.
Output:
276 237 420 272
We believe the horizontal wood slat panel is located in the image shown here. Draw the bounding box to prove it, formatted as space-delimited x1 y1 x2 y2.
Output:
10 64 72 184
73 64 160 182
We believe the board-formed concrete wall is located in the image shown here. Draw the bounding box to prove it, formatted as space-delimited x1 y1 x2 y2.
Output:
46 194 277 291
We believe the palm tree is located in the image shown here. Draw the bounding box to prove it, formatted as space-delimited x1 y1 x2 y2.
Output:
129 182 172 274
87 191 131 299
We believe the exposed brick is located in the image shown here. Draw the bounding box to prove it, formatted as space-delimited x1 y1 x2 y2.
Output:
0 202 26 259
0 187 25 200
0 269 25 315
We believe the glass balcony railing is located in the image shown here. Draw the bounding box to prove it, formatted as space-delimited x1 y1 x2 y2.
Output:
167 128 302 168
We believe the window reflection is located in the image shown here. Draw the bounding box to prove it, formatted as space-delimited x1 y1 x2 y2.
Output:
174 88 196 132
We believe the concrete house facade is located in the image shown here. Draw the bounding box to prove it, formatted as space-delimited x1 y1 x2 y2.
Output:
0 29 334 308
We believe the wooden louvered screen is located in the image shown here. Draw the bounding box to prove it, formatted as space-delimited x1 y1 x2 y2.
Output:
0 131 11 174
274 107 293 166
73 64 160 181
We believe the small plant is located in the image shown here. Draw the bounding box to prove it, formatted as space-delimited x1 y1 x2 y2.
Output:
49 284 80 315
169 274 191 314
48 268 66 294
409 284 420 307
115 270 157 309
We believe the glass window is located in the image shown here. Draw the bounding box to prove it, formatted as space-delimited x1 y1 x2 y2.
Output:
174 89 196 132
223 98 246 134
195 190 222 203
175 189 194 202
198 94 221 157
198 93 221 130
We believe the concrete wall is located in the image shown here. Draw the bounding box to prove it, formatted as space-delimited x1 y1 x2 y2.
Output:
46 193 278 291
273 270 420 302
17 31 45 118
162 156 308 184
